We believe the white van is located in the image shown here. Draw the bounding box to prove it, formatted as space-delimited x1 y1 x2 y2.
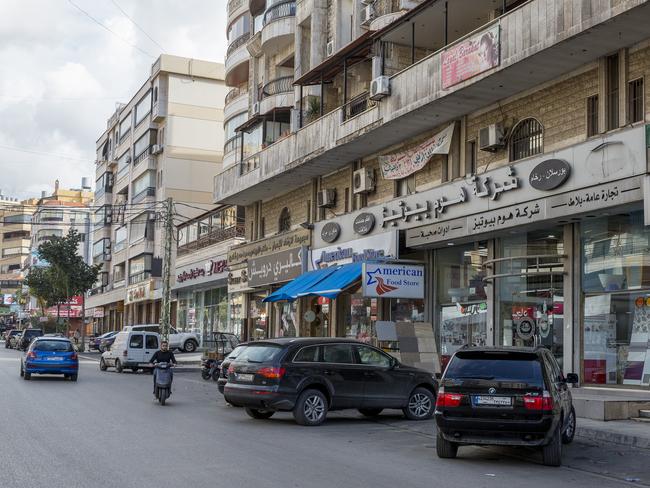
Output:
99 327 160 373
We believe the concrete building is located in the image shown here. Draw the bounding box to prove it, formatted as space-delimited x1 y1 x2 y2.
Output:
214 0 650 389
87 54 227 333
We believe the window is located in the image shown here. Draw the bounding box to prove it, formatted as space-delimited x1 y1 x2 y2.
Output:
129 254 152 281
135 90 152 126
133 132 151 159
278 207 291 233
606 54 619 130
356 346 391 367
294 346 320 362
395 174 415 197
119 114 131 141
260 217 265 238
92 238 109 258
114 226 127 251
198 218 210 238
3 214 31 224
153 87 158 103
129 334 144 348
117 150 131 176
628 78 644 124
130 213 154 242
146 335 158 349
446 351 544 388
236 344 283 362
509 118 543 161
227 14 250 44
113 264 126 282
322 344 355 364
224 112 247 148
132 171 155 200
33 340 74 352
587 95 599 137
465 140 476 176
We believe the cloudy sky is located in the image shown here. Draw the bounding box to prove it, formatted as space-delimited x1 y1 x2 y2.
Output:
0 0 227 200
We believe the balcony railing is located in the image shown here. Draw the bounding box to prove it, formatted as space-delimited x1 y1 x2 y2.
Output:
340 92 377 122
227 31 251 57
227 0 244 15
177 224 246 256
132 187 156 204
133 146 152 165
260 76 293 99
225 87 245 105
263 0 296 25
240 154 260 175
129 271 151 285
224 135 241 155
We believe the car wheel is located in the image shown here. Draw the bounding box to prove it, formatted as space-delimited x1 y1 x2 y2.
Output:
542 423 563 467
403 387 434 420
562 407 576 445
358 408 383 417
183 340 198 353
115 359 123 373
293 389 328 426
70 374 78 382
99 358 107 371
245 408 275 420
23 372 31 380
436 432 458 459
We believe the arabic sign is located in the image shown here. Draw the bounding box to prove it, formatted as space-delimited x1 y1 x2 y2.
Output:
125 281 154 305
379 124 455 180
175 258 228 288
468 201 546 235
321 222 341 243
442 24 500 90
227 265 253 294
93 307 105 318
311 231 398 269
529 159 571 191
362 263 424 299
227 229 310 264
248 247 306 287
406 218 467 247
353 213 375 235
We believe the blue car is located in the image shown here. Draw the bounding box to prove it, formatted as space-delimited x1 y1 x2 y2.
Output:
20 337 79 381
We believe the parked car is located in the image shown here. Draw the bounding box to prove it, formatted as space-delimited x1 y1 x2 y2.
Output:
90 331 118 351
434 346 578 467
16 329 43 351
224 338 437 426
218 343 248 394
100 328 161 373
4 329 21 349
131 324 199 352
98 333 118 352
20 337 79 381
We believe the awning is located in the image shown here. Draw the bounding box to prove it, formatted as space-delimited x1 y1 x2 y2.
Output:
263 266 338 302
297 262 363 300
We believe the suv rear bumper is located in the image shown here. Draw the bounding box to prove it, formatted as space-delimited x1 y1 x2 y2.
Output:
224 383 296 411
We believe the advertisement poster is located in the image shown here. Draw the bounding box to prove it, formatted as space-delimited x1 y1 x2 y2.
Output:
362 263 424 299
441 24 500 89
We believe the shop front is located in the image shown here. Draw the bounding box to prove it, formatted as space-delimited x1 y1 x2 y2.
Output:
125 279 160 326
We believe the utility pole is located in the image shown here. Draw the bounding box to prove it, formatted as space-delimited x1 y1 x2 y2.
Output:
160 197 174 343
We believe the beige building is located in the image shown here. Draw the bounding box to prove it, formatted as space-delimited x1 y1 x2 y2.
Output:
88 54 227 332
215 0 650 389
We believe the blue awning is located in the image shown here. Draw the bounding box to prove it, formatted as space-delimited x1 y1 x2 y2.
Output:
263 266 338 302
297 262 363 300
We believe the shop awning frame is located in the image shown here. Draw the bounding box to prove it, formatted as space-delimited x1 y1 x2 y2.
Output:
263 266 339 302
297 262 363 300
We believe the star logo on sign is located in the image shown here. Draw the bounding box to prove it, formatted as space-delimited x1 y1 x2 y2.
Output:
365 269 381 285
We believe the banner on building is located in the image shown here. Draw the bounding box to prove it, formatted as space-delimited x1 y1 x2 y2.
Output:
362 263 424 299
379 124 454 180
441 24 500 90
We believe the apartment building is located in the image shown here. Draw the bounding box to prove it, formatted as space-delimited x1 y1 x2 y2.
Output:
215 0 650 388
88 54 227 333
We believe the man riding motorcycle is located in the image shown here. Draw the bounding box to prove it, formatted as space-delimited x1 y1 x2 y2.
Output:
149 340 177 394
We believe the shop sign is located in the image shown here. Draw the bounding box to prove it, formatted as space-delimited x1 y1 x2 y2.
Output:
441 24 500 90
228 265 252 294
248 247 306 287
176 259 227 284
125 281 153 305
529 159 571 191
320 222 341 243
362 263 424 299
228 229 310 264
353 213 375 235
312 231 398 269
93 307 105 318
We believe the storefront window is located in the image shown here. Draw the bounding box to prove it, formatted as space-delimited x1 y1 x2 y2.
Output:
582 211 650 385
279 301 297 337
302 296 331 337
436 243 488 368
229 293 244 339
338 286 378 344
249 292 269 340
390 298 425 322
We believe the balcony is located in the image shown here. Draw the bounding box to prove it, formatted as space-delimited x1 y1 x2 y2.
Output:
224 87 249 120
228 0 247 23
225 32 251 86
214 0 650 205
115 166 130 194
132 187 156 205
177 224 246 257
259 76 294 114
261 1 295 53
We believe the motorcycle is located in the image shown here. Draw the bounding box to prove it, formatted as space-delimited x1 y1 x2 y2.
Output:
153 362 174 405
201 358 221 381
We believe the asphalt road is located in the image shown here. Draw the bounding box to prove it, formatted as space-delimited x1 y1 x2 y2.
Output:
1 345 650 488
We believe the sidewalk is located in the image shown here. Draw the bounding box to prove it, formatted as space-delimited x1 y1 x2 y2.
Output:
576 418 650 449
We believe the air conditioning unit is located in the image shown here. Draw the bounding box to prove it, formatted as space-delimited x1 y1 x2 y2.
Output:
317 189 336 208
353 168 375 194
151 144 163 155
252 101 260 114
360 4 375 26
370 76 390 100
478 123 506 152
326 40 335 57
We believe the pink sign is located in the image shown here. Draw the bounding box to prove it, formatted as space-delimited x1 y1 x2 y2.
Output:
441 25 499 90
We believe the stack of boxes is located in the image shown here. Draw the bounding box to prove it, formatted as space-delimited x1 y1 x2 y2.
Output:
394 322 440 374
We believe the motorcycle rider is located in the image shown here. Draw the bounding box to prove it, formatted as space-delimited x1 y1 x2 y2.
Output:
149 340 177 393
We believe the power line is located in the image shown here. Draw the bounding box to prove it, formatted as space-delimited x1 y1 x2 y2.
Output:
109 0 166 52
0 144 91 162
67 0 156 59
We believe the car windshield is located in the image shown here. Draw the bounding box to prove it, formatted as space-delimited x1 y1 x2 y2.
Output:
227 345 247 359
236 344 283 363
33 340 74 352
446 352 544 388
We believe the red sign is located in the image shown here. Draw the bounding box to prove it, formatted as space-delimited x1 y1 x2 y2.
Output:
441 25 499 90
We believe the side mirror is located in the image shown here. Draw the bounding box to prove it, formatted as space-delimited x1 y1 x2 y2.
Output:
389 357 399 369
566 373 579 385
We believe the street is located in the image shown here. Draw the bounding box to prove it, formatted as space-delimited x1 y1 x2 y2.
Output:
0 347 648 488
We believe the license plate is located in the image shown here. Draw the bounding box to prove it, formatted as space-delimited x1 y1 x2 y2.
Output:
473 395 512 406
236 373 254 382
46 357 63 361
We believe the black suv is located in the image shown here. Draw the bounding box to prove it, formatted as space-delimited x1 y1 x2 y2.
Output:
224 338 437 426
218 343 248 395
434 347 578 466
16 329 44 351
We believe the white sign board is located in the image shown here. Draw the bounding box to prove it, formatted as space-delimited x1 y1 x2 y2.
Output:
362 263 425 299
311 231 398 269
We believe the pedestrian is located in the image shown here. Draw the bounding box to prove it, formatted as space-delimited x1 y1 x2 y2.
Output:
73 329 80 345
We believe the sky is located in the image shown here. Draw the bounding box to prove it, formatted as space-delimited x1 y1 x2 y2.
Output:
0 0 227 200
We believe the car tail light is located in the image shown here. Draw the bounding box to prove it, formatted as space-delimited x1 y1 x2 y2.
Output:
228 365 235 375
523 391 553 411
258 367 286 379
435 387 463 408
70 353 78 361
26 351 36 359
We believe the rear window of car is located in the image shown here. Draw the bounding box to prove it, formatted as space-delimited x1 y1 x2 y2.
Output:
33 340 73 352
26 330 42 336
227 345 247 359
445 352 544 388
236 344 283 363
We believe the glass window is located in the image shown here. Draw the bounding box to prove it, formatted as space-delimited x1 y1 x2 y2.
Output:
227 14 250 43
279 301 297 337
117 151 130 174
135 90 152 126
198 219 210 238
133 171 155 196
294 346 319 362
446 351 544 388
114 226 127 251
236 344 283 363
145 335 158 349
129 254 152 276
323 344 355 364
587 95 599 137
133 132 151 158
225 112 247 142
509 118 543 161
33 340 74 352
243 122 263 158
119 114 131 140
129 334 144 348
606 53 619 130
628 78 644 124
130 213 153 242
356 346 391 367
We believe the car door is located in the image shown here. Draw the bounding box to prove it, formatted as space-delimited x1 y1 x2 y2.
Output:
168 327 181 349
127 333 145 363
321 343 366 409
545 351 570 422
356 345 412 408
144 334 159 364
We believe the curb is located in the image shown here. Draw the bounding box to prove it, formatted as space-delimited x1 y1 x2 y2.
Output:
576 425 650 450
